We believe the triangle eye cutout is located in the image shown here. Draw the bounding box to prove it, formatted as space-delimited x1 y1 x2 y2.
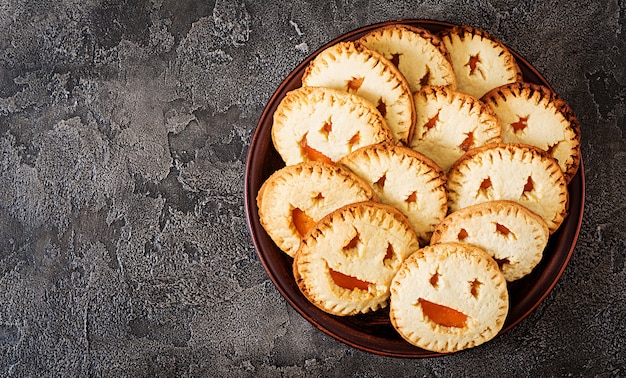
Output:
423 111 440 131
384 242 394 263
390 52 401 67
457 228 469 240
495 223 516 239
347 76 364 93
405 191 417 203
342 229 361 252
477 177 493 198
319 120 332 139
419 66 431 87
347 132 360 151
374 173 387 189
376 98 387 117
459 131 474 152
469 279 483 299
521 176 535 200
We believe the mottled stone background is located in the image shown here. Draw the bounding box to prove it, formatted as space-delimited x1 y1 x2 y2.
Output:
0 0 624 377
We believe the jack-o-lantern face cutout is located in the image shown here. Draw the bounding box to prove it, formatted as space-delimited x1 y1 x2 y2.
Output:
356 24 457 95
293 202 419 316
301 41 415 144
389 243 508 353
480 82 581 183
339 143 447 246
256 162 376 257
430 200 550 282
446 143 568 234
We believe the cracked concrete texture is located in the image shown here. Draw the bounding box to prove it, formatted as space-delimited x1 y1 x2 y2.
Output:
0 0 624 376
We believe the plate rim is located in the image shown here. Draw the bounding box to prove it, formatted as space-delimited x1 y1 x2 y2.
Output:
244 19 585 358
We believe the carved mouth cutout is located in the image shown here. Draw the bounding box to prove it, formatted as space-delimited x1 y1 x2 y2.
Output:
416 298 468 328
329 267 372 291
292 207 316 237
299 133 333 164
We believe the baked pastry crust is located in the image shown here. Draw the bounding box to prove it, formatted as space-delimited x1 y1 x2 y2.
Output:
447 143 568 234
430 200 550 281
389 242 508 353
357 24 457 94
256 161 376 257
339 143 447 245
293 201 419 316
439 26 522 98
481 82 581 183
271 86 393 165
301 41 415 144
409 85 502 171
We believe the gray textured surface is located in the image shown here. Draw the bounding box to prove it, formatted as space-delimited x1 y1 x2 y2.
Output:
0 0 624 376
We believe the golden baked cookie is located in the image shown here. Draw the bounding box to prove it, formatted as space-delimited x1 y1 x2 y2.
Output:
447 143 568 234
409 85 502 171
293 201 420 316
439 26 522 99
357 24 457 94
271 86 393 165
389 242 509 353
256 161 376 257
430 200 550 281
301 41 415 144
338 143 447 245
481 82 581 183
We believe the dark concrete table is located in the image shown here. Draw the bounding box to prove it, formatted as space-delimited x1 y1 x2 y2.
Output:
0 1 623 376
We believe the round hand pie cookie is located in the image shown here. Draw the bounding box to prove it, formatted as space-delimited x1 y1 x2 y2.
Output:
439 26 522 99
357 24 457 94
301 41 415 144
409 85 502 171
271 86 393 166
339 143 447 246
293 201 420 316
430 200 550 281
256 161 376 257
447 143 568 234
481 82 581 183
389 242 509 353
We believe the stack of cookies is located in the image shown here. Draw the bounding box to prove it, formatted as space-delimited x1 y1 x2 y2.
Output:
256 23 581 354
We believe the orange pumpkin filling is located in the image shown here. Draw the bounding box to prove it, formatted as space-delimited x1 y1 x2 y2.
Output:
299 134 333 164
495 223 511 236
480 177 492 190
390 53 401 67
511 116 529 133
347 76 364 92
419 67 431 87
320 121 332 138
348 132 360 147
466 53 481 76
329 268 371 291
374 174 387 188
457 228 469 240
523 176 534 193
384 243 394 261
406 191 417 203
459 131 474 152
417 298 468 328
376 98 387 117
292 208 316 236
423 112 439 130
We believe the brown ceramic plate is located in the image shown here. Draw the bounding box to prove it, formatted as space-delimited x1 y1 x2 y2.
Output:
244 19 585 358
